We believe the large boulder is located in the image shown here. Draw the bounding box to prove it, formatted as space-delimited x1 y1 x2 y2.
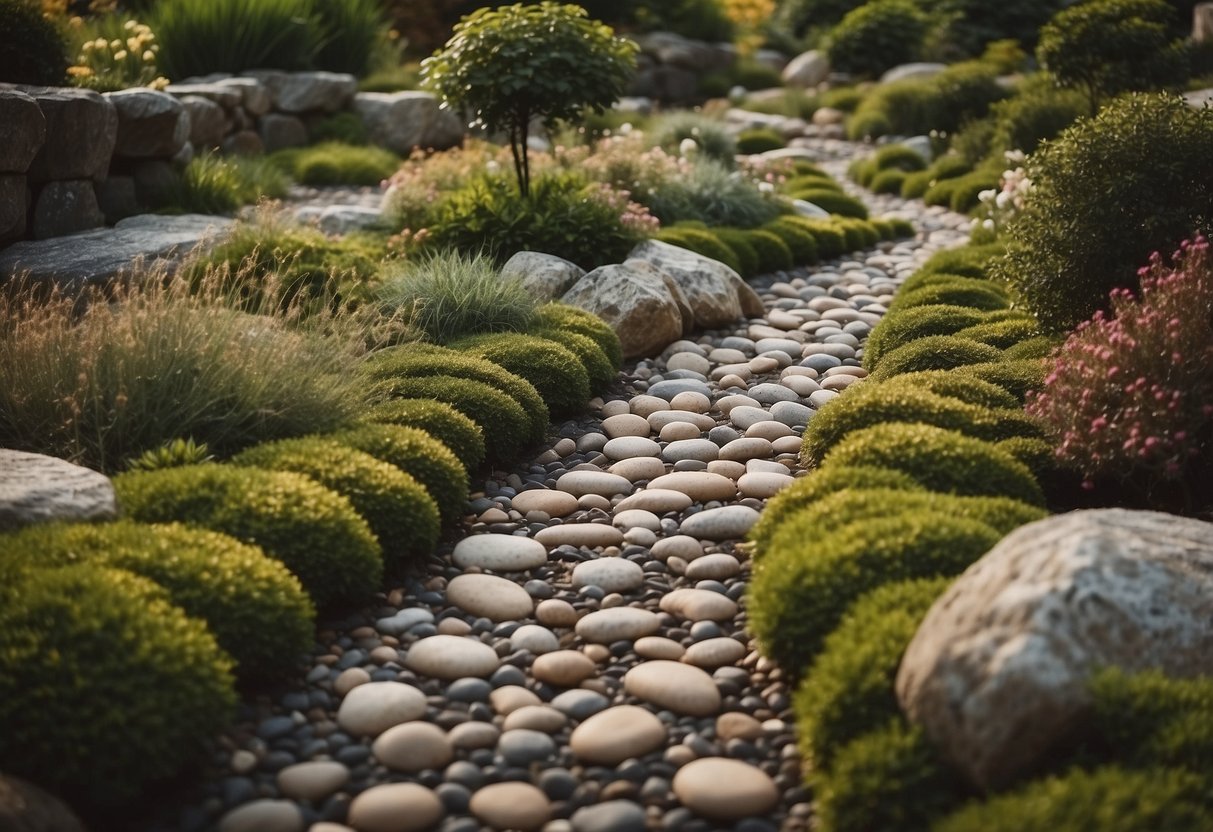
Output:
561 260 689 359
353 91 462 155
0 449 117 532
781 50 830 88
0 774 87 832
897 509 1213 791
19 87 117 182
219 77 272 116
31 180 104 240
500 251 586 302
0 88 46 174
105 88 190 159
628 239 763 327
0 174 29 245
247 70 357 114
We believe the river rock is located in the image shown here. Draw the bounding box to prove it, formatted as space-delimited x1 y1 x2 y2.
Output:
347 782 445 832
683 637 746 669
738 471 795 498
556 470 633 499
610 457 667 482
531 650 597 686
276 761 350 802
336 681 426 737
624 661 721 716
602 413 652 439
372 722 453 773
570 705 667 764
0 774 85 832
452 534 549 571
603 436 661 460
510 624 559 654
105 88 189 158
23 87 117 182
406 635 500 679
534 523 625 549
500 251 585 301
679 506 761 541
660 589 739 622
469 782 550 831
353 90 462 154
615 489 694 514
572 557 645 593
0 89 46 174
562 260 690 359
511 489 579 517
684 553 741 581
218 800 302 832
446 574 534 621
628 239 764 326
671 758 779 821
781 49 830 88
576 607 662 643
647 472 737 502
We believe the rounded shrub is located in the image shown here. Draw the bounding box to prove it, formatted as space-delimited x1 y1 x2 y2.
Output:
745 229 795 273
870 169 908 195
847 110 893 141
736 127 785 154
917 242 1005 279
868 336 1006 380
827 0 930 79
923 168 1001 212
749 465 921 558
532 302 623 371
863 304 989 370
953 359 1048 402
877 370 1021 410
796 189 869 220
2 520 313 683
987 80 1088 157
822 422 1046 505
449 331 591 417
231 437 440 566
651 112 737 165
0 566 236 807
1002 334 1060 360
362 398 485 474
953 317 1042 349
849 158 879 188
762 219 819 265
895 269 997 298
362 344 549 443
794 219 848 259
869 218 895 239
901 156 973 199
934 766 1213 832
114 464 383 608
751 511 1002 676
329 423 467 524
788 172 844 193
713 228 761 279
801 384 1042 465
1 0 67 85
656 226 743 274
874 145 928 173
796 577 950 770
1089 667 1213 771
885 217 916 238
531 328 615 393
373 375 534 462
837 218 881 248
994 436 1080 500
888 279 1010 313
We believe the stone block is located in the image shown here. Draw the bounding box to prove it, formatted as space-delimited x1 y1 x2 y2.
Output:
32 180 104 240
106 88 191 159
0 88 46 174
22 86 117 182
258 113 308 152
0 174 29 246
180 94 227 149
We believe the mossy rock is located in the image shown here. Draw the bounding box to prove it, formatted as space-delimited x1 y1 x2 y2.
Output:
362 398 486 474
656 226 743 274
822 422 1045 506
796 577 950 771
713 227 761 278
749 465 922 558
870 169 909 195
532 328 616 393
797 189 869 219
816 719 970 832
745 229 795 273
1089 667 1213 772
952 359 1047 403
869 335 1005 380
0 566 236 808
933 766 1213 832
750 511 1002 677
330 423 468 524
762 218 819 265
361 344 548 444
114 464 383 608
532 302 623 370
232 437 440 568
1 520 313 684
888 279 1010 314
875 370 1021 411
863 304 989 371
370 374 534 463
917 242 1006 279
449 332 591 418
801 382 1041 465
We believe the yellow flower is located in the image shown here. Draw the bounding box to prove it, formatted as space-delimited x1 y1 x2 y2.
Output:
127 37 140 52
67 65 94 77
94 37 107 50
143 50 155 61
109 38 121 50
113 50 127 60
148 76 169 91
81 41 93 52
68 15 83 27
124 19 136 30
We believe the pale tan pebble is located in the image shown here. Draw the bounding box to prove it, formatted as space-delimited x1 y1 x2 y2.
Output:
647 410 715 432
660 589 739 622
532 650 597 686
624 661 721 716
718 437 773 463
612 508 662 531
602 413 652 439
651 535 703 562
714 394 761 414
647 471 737 502
372 722 453 773
711 363 753 382
370 645 400 665
575 607 662 643
348 783 444 832
672 758 779 822
479 507 509 523
781 375 821 397
534 523 625 549
333 667 371 697
578 493 612 512
771 436 804 455
718 373 749 390
609 457 667 482
825 365 868 378
553 437 578 456
569 705 667 765
667 556 687 575
746 459 788 475
748 356 780 374
533 450 560 465
503 705 568 733
684 553 742 582
583 643 612 663
716 712 766 742
599 400 630 418
536 599 579 628
449 721 501 750
437 617 473 636
660 421 703 442
469 782 550 832
629 395 671 418
511 489 579 518
615 488 693 514
624 527 658 547
231 749 258 775
336 681 425 738
745 421 794 440
490 685 542 714
738 471 796 499
781 365 819 379
821 374 862 391
218 800 303 832
669 391 711 413
446 574 534 622
682 637 747 669
705 460 746 481
667 352 711 375
635 636 686 660
557 470 633 498
603 436 662 460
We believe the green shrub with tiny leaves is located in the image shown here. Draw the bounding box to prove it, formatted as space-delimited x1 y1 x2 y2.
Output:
531 302 622 370
761 219 819 266
835 218 881 248
124 437 214 472
531 329 615 394
953 360 1048 402
923 166 1002 213
796 578 951 771
361 344 548 443
953 318 1042 349
370 375 533 463
934 766 1213 832
1002 335 1059 360
849 158 879 189
917 242 1005 279
114 463 383 607
827 0 930 79
362 398 485 474
1089 668 1213 772
774 0 866 38
888 278 1009 314
329 424 467 524
792 219 848 259
901 155 973 199
994 436 1080 500
749 466 921 558
864 304 988 370
656 226 744 274
0 0 67 85
847 110 893 141
847 62 1007 140
736 128 785 155
307 111 368 144
273 141 399 186
651 112 737 165
1 520 313 683
450 332 591 417
712 228 761 278
646 159 783 229
801 384 1042 465
823 422 1045 505
874 145 928 173
870 170 908 195
816 719 970 832
787 173 844 193
878 370 1020 410
869 336 1006 381
0 566 237 809
750 511 1002 677
744 229 795 273
986 80 1088 157
796 189 869 220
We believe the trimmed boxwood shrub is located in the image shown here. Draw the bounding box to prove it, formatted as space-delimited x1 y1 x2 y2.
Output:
531 302 623 370
0 566 236 808
371 375 534 462
827 0 930 79
816 719 970 832
789 218 848 259
449 332 591 417
901 155 973 199
362 398 485 474
329 424 467 524
114 464 383 608
885 217 916 238
933 766 1213 832
874 145 928 173
796 577 950 770
869 336 1005 380
847 110 893 141
656 226 743 274
362 345 548 443
870 170 908 195
864 304 989 370
953 317 1042 349
917 242 1005 278
736 127 785 154
1089 668 1213 771
232 437 440 566
749 465 921 558
892 272 1006 305
713 228 761 278
787 173 844 193
532 328 616 393
745 229 795 273
762 219 819 265
751 511 1002 676
923 167 1001 213
796 189 869 220
834 218 881 248
954 359 1048 402
801 384 1042 465
822 422 1046 505
889 280 1010 314
1002 335 1060 360
2 520 313 683
879 370 1020 410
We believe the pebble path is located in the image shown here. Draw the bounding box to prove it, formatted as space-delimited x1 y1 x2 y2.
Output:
145 140 974 832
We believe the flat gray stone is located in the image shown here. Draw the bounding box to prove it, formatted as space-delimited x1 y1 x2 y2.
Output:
0 449 116 532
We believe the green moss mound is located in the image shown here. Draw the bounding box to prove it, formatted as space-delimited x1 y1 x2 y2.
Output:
869 336 1005 380
917 242 1006 279
531 302 623 370
1 520 313 683
745 229 795 273
786 217 849 259
797 578 950 771
114 464 383 608
833 217 881 248
876 370 1020 410
330 424 468 524
736 127 786 154
762 218 820 265
823 422 1045 506
231 437 440 566
449 332 592 417
751 511 1002 677
797 189 870 220
953 317 1042 349
934 766 1213 832
889 279 1010 314
0 566 236 808
952 359 1047 403
362 344 548 444
1089 668 1213 772
532 328 616 393
801 383 1041 465
874 144 928 172
713 227 761 278
362 398 485 474
864 304 989 370
870 169 909 195
1002 334 1059 361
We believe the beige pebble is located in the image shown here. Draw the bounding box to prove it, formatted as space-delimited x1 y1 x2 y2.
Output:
347 783 444 832
745 421 794 440
685 553 741 581
536 599 579 627
635 636 686 660
570 705 667 765
672 758 779 822
683 637 747 669
531 650 597 686
334 667 371 697
669 391 711 413
609 457 667 482
510 490 579 518
449 721 500 750
490 685 542 714
718 373 749 390
705 460 747 480
602 413 652 439
469 782 550 831
629 395 670 418
651 535 703 562
660 421 703 441
624 661 721 716
372 722 452 773
716 712 765 742
615 488 694 514
599 400 630 418
534 523 625 549
503 705 568 733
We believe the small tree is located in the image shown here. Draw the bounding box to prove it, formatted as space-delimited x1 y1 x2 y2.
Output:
1036 0 1189 113
422 2 637 198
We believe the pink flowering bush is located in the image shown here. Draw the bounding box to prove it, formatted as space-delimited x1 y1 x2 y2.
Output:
1026 235 1213 510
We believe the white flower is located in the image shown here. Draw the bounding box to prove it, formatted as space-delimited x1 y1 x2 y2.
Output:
678 137 698 157
995 191 1012 210
618 122 633 135
758 181 775 193
978 188 997 204
982 218 996 231
485 160 501 175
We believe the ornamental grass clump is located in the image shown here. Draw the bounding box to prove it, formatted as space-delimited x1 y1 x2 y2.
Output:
1026 236 1213 511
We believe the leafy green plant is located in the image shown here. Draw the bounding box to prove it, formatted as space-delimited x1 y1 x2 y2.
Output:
652 112 738 165
0 0 67 85
900 155 973 199
827 0 929 79
362 398 485 474
1089 668 1213 772
124 437 214 471
864 304 989 369
870 369 1022 410
868 335 1005 380
422 2 637 197
928 0 1064 58
870 170 908 194
985 78 1087 157
311 0 390 77
761 218 820 265
153 0 322 78
646 159 782 229
745 228 795 273
795 189 869 220
273 141 399 187
888 277 1009 314
307 111 369 144
953 359 1047 403
531 328 615 393
449 331 591 417
712 228 761 278
162 153 291 215
847 61 1007 139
